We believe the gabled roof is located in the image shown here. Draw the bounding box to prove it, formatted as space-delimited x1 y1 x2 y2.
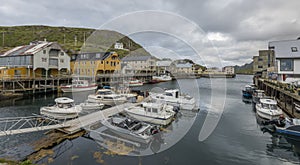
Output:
72 52 117 61
1 42 53 56
122 55 154 62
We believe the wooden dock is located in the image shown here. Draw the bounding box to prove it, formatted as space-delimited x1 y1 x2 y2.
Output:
255 78 300 118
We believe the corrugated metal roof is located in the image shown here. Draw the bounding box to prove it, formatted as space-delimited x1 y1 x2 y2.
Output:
2 42 53 56
122 55 153 61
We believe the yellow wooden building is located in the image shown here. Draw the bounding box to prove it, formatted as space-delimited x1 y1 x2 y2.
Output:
70 52 121 77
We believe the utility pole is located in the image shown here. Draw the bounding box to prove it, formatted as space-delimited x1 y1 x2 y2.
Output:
74 35 77 46
83 32 86 48
2 31 5 47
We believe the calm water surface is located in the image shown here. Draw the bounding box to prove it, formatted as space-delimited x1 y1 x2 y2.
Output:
1 75 300 164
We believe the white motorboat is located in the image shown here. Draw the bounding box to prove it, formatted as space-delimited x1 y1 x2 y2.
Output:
255 98 283 120
128 79 143 87
60 80 97 93
152 74 172 82
102 116 159 144
87 89 127 106
40 97 82 119
149 89 196 110
252 90 266 104
79 101 105 111
125 102 176 126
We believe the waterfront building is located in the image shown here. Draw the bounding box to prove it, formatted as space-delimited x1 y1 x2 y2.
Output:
156 59 172 75
253 50 275 78
121 55 157 74
70 52 121 78
170 60 195 75
269 39 300 82
0 41 70 79
222 66 235 74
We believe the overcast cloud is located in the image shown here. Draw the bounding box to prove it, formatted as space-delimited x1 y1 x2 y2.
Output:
1 0 300 67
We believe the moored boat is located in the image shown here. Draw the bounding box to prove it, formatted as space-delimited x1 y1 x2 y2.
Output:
128 79 143 87
79 101 105 111
101 116 159 144
152 74 172 82
252 90 266 104
125 102 176 125
242 84 255 98
149 89 196 110
87 89 127 106
60 80 97 93
256 98 283 120
40 97 82 119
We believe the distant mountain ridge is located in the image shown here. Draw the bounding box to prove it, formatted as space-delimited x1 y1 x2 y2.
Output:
0 25 151 58
234 62 253 74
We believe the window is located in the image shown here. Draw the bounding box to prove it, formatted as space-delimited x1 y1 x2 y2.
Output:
106 61 109 64
49 59 58 66
96 53 101 58
42 58 47 62
43 50 46 54
258 66 263 69
60 52 64 56
291 47 298 52
280 59 294 71
60 59 64 63
258 58 263 61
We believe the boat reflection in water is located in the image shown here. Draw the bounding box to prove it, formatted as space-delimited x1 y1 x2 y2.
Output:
266 134 300 163
256 113 300 163
242 96 252 104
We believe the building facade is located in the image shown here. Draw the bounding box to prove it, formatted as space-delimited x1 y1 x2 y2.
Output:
70 52 121 77
269 39 300 82
114 42 124 50
222 66 235 74
121 56 157 74
253 50 275 77
170 61 194 75
156 59 172 75
0 41 70 79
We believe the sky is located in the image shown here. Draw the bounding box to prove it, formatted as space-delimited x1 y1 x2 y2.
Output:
1 0 300 67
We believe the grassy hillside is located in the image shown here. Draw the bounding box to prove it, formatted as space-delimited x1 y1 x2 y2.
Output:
0 25 150 58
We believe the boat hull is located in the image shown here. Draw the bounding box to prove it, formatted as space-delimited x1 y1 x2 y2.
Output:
256 106 282 120
61 85 97 93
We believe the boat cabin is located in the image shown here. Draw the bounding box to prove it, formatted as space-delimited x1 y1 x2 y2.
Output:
253 90 265 97
165 89 179 98
259 99 277 110
55 97 75 108
96 89 114 95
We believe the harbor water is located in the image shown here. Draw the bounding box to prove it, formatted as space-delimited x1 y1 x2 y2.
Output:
1 75 300 164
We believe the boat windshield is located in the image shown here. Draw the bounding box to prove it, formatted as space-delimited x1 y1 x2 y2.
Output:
261 103 277 110
97 91 113 95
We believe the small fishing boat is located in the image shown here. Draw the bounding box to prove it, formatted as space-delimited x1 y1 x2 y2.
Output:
256 98 283 120
275 118 300 136
128 79 143 87
79 101 105 111
40 97 82 119
149 89 196 110
125 102 176 125
102 116 159 144
60 80 97 93
152 74 172 82
242 84 255 98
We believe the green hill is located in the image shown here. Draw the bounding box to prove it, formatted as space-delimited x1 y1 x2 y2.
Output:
0 25 150 58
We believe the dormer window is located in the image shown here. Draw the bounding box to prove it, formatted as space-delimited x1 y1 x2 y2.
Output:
291 47 298 52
